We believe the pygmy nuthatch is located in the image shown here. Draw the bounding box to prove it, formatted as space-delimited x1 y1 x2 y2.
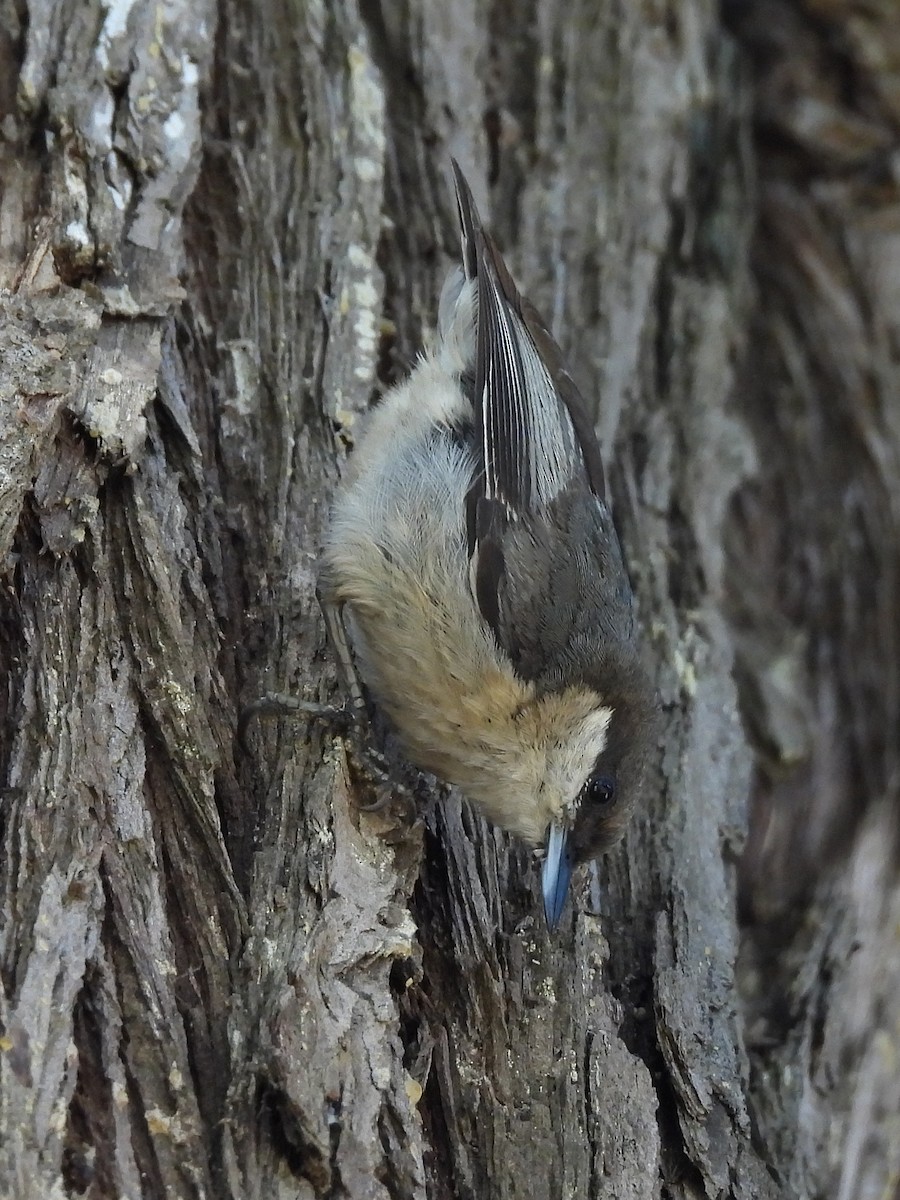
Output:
320 161 658 927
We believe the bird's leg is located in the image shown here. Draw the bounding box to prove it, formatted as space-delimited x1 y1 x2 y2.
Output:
239 586 415 823
237 581 360 750
237 690 350 748
316 582 366 716
316 588 413 817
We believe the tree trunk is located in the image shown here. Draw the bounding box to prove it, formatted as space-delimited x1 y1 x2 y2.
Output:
0 1 896 1198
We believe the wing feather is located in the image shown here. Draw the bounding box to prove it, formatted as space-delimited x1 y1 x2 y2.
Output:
449 161 613 667
450 161 604 515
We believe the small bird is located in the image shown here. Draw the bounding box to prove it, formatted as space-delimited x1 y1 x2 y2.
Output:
319 161 657 927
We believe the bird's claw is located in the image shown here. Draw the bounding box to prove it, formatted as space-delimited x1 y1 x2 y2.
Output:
238 690 356 750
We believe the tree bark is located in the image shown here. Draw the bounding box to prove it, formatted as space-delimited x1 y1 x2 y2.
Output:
0 1 896 1199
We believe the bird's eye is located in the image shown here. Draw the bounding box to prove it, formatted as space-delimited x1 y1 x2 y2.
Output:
584 772 617 807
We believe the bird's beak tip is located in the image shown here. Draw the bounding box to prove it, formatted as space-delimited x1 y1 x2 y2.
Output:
542 824 573 931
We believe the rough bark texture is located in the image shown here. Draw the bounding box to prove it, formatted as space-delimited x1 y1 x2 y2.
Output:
0 1 896 1199
726 4 900 1198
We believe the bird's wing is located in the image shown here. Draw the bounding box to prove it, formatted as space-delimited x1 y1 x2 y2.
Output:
450 161 608 644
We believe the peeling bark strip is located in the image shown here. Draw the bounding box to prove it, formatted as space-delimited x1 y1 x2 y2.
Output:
0 0 897 1197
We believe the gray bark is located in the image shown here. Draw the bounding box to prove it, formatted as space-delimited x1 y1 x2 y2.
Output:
0 1 896 1199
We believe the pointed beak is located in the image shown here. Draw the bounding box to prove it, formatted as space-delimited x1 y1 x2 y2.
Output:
542 824 573 930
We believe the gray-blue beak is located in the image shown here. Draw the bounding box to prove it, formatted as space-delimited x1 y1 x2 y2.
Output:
542 823 573 929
